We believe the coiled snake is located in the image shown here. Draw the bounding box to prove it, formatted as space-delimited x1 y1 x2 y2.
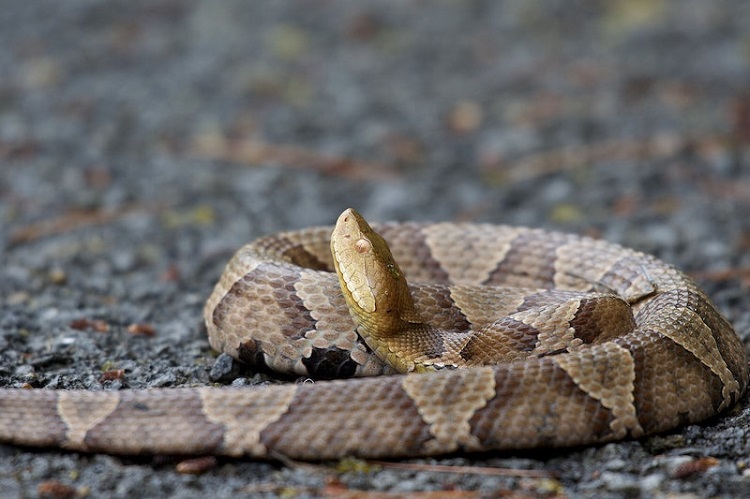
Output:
0 208 746 459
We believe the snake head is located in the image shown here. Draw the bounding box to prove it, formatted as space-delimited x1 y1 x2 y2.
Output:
331 208 413 329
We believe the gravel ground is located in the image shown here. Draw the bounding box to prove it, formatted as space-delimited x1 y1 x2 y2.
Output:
2 1 750 497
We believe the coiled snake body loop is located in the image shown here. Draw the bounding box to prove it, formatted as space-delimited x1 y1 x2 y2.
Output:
0 208 746 460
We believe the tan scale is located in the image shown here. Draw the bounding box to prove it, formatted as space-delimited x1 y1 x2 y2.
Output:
654 307 740 410
401 367 497 454
446 286 530 328
552 343 642 438
422 223 521 285
58 391 121 449
198 386 298 457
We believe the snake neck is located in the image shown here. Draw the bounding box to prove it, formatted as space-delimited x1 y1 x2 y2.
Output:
331 208 432 373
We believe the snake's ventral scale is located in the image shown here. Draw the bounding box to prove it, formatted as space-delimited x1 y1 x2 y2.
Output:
0 208 746 459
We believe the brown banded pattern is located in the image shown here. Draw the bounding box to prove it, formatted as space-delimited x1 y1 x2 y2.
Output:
0 209 746 460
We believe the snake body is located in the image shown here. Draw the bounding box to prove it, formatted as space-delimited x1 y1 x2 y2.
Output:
0 208 746 460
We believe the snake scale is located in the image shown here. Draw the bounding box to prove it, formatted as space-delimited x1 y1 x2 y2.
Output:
0 208 746 460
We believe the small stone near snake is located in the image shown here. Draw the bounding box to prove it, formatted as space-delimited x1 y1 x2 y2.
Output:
209 353 242 383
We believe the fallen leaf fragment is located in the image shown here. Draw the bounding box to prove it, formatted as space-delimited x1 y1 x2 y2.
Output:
69 318 109 333
128 322 156 336
176 456 218 474
671 456 720 479
37 481 79 499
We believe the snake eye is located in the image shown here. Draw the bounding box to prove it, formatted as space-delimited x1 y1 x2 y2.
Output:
355 238 371 254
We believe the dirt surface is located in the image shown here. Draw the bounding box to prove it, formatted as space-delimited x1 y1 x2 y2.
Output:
2 1 750 497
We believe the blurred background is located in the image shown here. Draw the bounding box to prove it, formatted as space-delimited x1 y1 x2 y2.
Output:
2 1 750 497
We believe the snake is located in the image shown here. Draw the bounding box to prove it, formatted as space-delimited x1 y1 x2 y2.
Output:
0 208 746 460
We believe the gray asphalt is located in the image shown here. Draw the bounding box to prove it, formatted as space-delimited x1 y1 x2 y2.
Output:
2 1 750 497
